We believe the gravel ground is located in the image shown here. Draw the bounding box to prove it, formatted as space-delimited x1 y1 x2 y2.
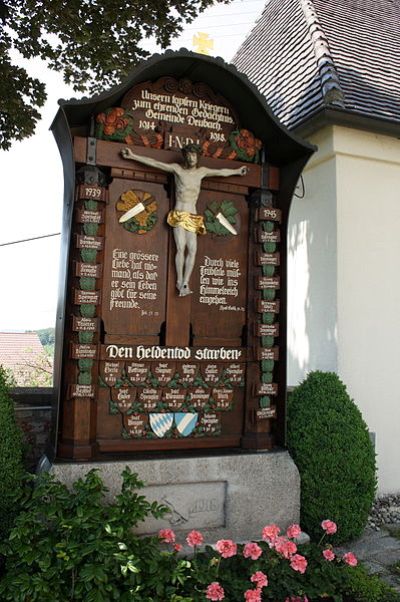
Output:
368 494 400 531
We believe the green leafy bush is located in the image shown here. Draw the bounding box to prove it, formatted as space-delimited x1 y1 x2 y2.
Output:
0 468 196 602
0 365 25 543
343 564 400 602
1 465 397 601
287 371 377 544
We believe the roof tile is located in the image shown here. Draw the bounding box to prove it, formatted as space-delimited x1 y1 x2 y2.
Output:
233 0 400 129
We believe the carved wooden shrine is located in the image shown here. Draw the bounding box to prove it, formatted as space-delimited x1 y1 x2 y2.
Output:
51 51 313 460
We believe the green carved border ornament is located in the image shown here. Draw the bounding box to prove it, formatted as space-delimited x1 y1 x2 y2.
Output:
204 200 238 236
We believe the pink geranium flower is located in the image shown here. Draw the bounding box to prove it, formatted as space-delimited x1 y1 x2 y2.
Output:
243 542 263 560
244 589 262 602
174 543 183 552
343 552 358 566
250 571 268 588
262 523 280 542
274 536 297 559
290 553 308 574
321 519 337 535
286 523 302 539
206 582 225 601
158 528 175 544
186 529 204 547
215 539 237 558
285 597 309 602
323 548 335 561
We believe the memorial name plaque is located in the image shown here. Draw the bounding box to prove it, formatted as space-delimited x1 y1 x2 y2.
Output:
256 252 280 267
164 389 186 410
112 387 135 413
53 50 313 460
139 388 161 411
69 384 95 398
75 262 102 278
125 414 147 438
256 229 281 244
212 388 234 410
200 413 221 436
153 363 175 384
100 361 123 386
180 363 198 384
72 316 98 332
126 362 149 383
257 300 280 314
225 363 245 384
76 235 104 251
203 364 222 385
257 407 277 420
74 290 101 305
190 388 211 409
71 344 98 360
256 347 279 361
255 276 280 290
256 383 278 396
255 323 280 337
76 209 104 224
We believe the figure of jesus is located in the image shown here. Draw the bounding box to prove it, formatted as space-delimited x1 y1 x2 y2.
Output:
121 144 248 296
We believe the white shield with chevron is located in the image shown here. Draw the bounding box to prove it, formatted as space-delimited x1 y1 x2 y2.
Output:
174 412 198 437
149 413 174 438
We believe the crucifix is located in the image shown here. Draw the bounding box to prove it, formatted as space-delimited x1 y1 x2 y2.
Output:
121 144 248 296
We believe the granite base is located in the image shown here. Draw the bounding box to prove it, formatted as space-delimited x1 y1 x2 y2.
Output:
50 450 300 542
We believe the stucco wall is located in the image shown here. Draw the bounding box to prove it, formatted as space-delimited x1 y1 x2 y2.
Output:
288 127 338 384
288 124 400 493
335 126 400 494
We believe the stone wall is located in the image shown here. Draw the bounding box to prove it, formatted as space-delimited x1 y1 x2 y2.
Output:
12 388 54 469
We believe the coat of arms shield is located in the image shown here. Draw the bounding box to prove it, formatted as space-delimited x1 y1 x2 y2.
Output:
174 412 198 437
149 413 174 438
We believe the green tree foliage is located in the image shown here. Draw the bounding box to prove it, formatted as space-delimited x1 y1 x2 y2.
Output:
36 327 55 347
0 365 25 542
0 0 230 150
287 371 377 544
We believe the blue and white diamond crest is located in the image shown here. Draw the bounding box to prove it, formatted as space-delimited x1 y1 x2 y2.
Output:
149 413 173 438
174 413 198 437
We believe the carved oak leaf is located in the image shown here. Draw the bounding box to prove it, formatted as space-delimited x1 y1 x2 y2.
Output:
116 190 140 212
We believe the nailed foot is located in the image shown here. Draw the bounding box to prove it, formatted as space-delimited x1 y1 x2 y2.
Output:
179 284 193 297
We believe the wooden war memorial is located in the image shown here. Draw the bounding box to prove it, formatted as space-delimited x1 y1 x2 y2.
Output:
50 50 314 461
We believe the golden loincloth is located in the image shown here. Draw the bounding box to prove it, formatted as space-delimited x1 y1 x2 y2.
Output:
167 210 206 235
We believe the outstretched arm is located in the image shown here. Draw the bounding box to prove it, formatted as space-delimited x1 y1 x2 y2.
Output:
121 148 178 173
201 165 249 178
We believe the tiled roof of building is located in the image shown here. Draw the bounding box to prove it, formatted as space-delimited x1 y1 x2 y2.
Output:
233 0 400 130
0 332 45 373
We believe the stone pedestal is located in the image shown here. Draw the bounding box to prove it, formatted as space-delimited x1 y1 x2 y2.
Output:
51 450 299 542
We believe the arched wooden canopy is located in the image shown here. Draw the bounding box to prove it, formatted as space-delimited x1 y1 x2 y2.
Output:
49 49 315 461
52 48 314 166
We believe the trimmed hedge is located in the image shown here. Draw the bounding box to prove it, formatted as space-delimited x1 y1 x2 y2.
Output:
287 371 377 544
0 365 25 542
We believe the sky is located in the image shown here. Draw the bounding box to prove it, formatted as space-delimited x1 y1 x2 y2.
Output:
0 0 266 332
